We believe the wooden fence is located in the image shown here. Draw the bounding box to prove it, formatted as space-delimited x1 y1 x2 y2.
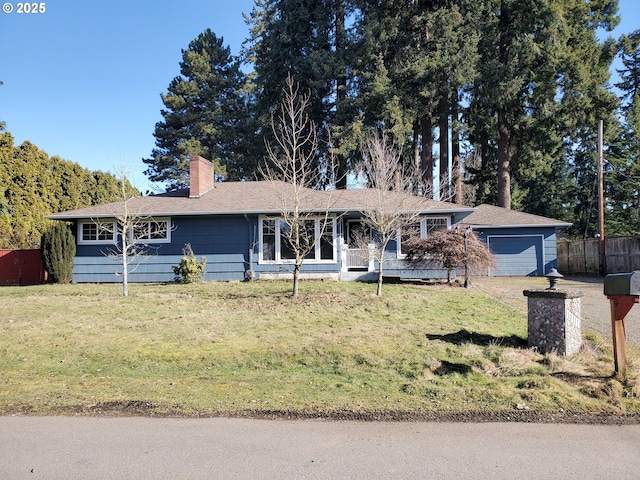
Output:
557 237 640 275
0 249 47 286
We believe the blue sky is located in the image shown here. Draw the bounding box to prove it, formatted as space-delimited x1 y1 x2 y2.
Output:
0 0 255 192
1 0 638 194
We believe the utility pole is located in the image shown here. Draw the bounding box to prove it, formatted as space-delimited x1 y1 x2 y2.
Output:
598 120 605 276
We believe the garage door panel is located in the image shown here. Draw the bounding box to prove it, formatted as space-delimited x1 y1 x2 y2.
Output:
488 236 543 276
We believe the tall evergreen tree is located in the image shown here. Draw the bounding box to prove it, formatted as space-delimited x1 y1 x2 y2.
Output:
351 0 477 197
467 0 557 209
616 30 640 111
554 0 619 236
465 0 619 217
602 29 640 237
143 29 251 189
244 0 351 186
0 132 138 249
3 139 54 247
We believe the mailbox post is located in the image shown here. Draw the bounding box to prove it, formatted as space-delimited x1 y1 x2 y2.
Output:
603 272 640 377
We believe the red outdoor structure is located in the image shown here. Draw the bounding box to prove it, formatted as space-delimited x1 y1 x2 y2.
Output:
0 249 47 286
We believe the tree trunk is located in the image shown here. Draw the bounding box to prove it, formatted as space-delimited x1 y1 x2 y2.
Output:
481 135 491 171
376 265 383 297
497 124 511 209
420 114 434 198
121 233 129 297
334 0 348 189
451 95 462 205
413 119 421 194
438 93 449 201
452 151 462 205
292 262 300 297
497 1 511 210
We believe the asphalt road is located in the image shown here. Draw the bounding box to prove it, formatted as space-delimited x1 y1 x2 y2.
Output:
2 416 640 479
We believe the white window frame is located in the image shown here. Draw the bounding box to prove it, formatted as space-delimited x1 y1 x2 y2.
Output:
397 216 451 258
258 215 337 264
130 218 171 244
78 220 117 245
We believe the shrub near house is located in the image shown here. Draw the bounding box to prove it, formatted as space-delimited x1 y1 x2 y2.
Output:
173 244 207 283
41 223 75 284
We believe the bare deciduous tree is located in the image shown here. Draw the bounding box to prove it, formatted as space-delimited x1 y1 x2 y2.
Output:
97 168 169 296
260 75 336 297
357 130 433 296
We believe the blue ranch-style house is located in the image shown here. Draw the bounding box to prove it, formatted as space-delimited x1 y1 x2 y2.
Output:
47 156 571 283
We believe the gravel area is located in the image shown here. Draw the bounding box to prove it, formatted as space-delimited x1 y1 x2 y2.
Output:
471 275 640 347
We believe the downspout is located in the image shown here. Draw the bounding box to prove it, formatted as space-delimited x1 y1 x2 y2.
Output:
244 214 255 281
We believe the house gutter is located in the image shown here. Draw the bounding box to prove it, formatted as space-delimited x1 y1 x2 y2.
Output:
46 207 477 221
462 223 573 229
243 214 255 280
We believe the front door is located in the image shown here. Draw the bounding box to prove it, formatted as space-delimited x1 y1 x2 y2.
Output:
345 220 372 270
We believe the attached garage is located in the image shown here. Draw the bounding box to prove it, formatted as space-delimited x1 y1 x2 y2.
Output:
487 235 544 276
459 205 571 277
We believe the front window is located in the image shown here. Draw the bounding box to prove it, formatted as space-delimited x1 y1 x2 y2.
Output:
398 217 450 257
262 219 276 261
279 220 296 260
259 216 336 263
400 222 422 256
132 219 170 243
425 218 449 234
79 218 171 245
320 218 335 260
79 221 116 244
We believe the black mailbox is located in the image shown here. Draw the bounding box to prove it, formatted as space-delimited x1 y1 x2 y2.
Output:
604 271 640 296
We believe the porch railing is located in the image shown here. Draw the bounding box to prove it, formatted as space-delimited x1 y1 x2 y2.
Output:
346 248 370 269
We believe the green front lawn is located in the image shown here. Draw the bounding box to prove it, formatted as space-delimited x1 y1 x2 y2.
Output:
1 281 638 419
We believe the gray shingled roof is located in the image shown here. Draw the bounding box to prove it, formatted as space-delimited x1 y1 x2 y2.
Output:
460 204 572 228
47 180 473 220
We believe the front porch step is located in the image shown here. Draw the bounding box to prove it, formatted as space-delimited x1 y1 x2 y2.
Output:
339 271 378 282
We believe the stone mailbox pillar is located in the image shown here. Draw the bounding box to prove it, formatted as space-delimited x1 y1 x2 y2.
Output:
523 289 584 356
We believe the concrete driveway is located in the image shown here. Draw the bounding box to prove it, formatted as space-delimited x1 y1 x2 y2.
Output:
472 275 640 346
2 416 640 480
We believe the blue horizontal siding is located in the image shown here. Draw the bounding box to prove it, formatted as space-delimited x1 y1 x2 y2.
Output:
72 215 256 283
70 215 559 282
380 254 449 280
74 215 256 258
72 214 343 283
382 267 448 280
73 255 341 283
253 262 340 276
73 253 250 283
170 216 253 256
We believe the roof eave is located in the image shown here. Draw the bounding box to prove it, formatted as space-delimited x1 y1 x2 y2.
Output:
47 206 476 220
466 223 573 229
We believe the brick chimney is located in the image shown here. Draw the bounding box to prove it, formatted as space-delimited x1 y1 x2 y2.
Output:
189 155 214 198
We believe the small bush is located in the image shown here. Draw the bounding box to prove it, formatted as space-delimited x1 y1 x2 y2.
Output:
41 223 76 283
172 244 206 283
